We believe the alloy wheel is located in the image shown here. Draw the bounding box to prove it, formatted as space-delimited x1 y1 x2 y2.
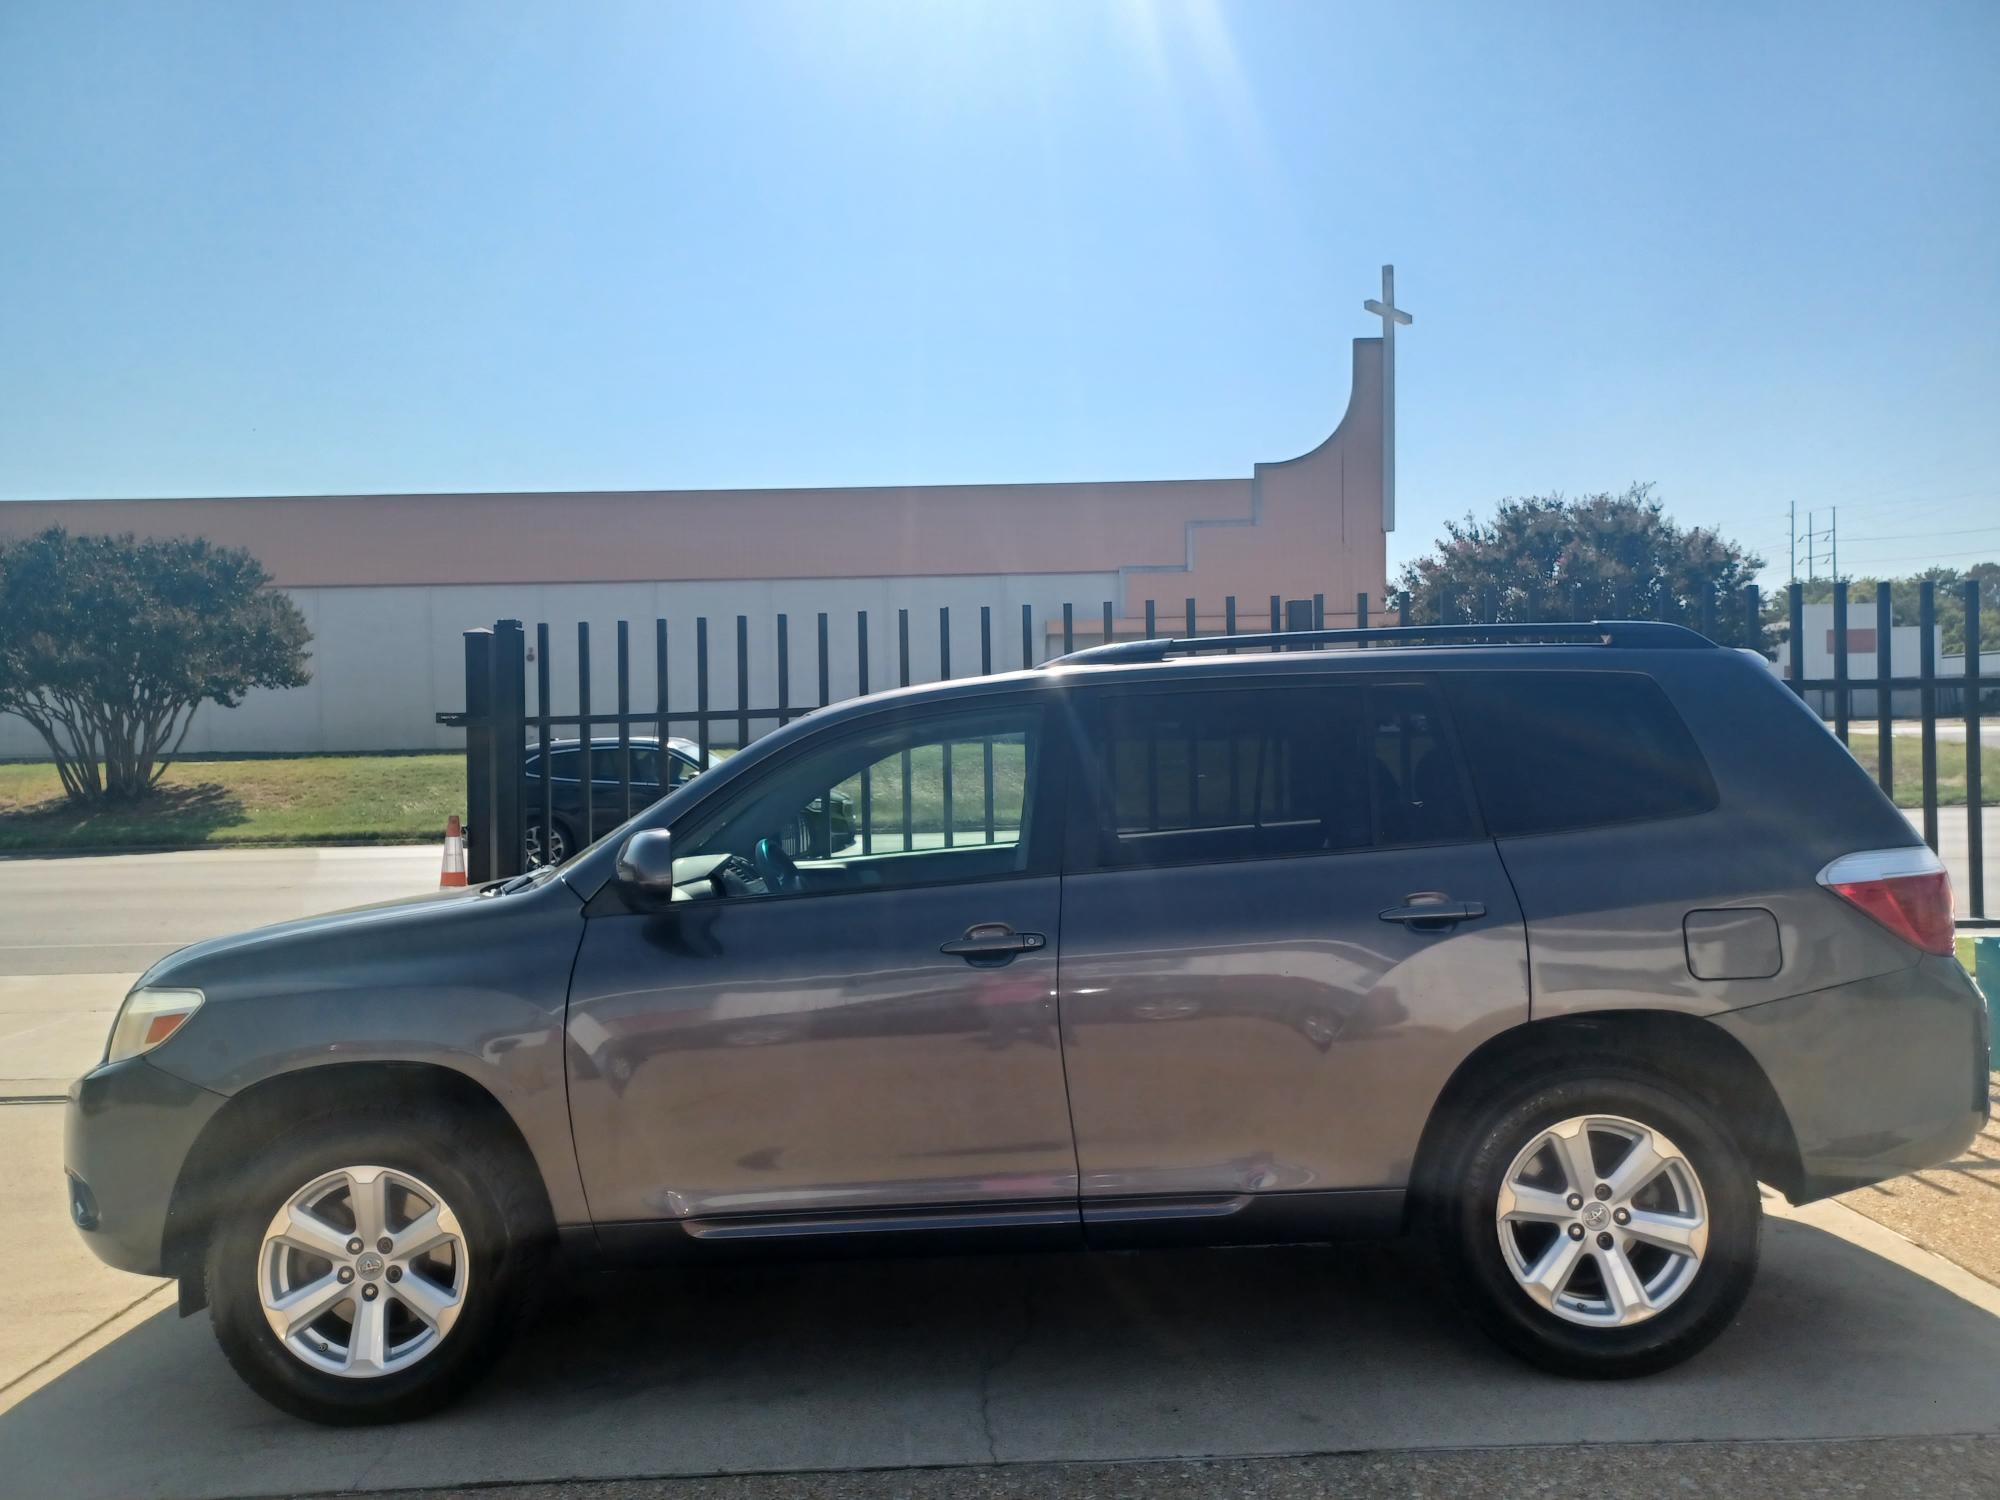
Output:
1494 1114 1709 1328
526 821 568 866
257 1164 470 1378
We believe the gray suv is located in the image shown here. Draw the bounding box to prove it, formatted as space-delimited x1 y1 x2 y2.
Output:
64 622 1990 1424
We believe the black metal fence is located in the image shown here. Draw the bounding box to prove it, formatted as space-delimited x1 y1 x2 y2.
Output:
450 580 1995 924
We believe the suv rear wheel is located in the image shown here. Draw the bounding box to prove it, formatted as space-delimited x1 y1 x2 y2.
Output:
1432 1069 1760 1377
204 1108 545 1423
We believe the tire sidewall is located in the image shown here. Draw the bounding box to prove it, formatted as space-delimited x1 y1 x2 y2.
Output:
1442 1070 1761 1376
207 1113 527 1424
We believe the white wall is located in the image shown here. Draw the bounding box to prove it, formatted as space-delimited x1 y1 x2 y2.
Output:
0 572 1121 758
1794 602 1966 718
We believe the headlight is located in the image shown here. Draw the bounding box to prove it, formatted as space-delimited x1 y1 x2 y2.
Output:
105 987 204 1065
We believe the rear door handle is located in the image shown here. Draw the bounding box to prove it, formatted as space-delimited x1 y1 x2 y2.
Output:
1378 899 1486 930
940 923 1047 964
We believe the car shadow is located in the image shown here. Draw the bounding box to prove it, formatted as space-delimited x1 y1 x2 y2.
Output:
3 1218 1999 1500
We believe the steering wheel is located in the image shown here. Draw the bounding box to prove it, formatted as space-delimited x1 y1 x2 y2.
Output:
752 835 803 894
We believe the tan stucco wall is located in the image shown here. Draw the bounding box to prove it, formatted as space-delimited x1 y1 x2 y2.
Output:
0 340 1388 620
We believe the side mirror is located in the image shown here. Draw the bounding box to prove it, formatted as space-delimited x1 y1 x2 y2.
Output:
615 830 676 893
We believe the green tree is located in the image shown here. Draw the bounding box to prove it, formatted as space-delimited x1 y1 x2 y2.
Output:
0 528 312 802
1394 483 1765 645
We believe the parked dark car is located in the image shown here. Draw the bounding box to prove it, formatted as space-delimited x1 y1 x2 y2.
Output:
523 736 854 864
65 623 1989 1423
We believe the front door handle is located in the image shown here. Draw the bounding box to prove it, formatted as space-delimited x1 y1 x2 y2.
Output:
1378 897 1486 931
940 923 1047 964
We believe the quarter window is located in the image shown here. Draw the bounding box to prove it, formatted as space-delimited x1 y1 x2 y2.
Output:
1443 671 1717 836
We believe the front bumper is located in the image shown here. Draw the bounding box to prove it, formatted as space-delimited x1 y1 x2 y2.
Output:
64 1057 226 1277
1716 953 1991 1202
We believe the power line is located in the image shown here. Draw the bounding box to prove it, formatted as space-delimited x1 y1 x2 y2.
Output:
1841 524 2000 543
1824 545 2000 568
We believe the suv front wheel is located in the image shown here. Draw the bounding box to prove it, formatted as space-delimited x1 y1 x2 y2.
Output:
204 1108 545 1423
1432 1069 1761 1377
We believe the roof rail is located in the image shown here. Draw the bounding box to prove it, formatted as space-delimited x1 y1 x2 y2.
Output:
1052 619 1713 667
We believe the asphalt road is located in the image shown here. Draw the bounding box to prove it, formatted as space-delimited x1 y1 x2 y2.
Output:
1 844 1997 1499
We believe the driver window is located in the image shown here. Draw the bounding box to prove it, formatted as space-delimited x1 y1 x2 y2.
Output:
674 703 1041 898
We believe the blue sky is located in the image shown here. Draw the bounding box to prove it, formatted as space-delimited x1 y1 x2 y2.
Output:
2 0 1995 580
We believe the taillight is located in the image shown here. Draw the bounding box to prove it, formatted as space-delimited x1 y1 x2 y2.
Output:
1817 847 1955 956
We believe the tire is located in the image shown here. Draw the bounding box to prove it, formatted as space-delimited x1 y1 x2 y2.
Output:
526 817 572 866
204 1106 547 1424
1428 1066 1760 1378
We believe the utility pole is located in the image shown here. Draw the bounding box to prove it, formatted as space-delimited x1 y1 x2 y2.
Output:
1831 506 1838 581
1790 500 1797 583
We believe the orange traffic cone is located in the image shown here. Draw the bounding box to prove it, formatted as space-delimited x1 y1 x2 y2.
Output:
439 815 468 887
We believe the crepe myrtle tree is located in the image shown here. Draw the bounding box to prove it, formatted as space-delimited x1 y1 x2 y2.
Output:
1394 483 1764 646
0 528 311 802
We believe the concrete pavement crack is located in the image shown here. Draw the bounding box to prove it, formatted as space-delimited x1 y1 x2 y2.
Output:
974 1269 1037 1464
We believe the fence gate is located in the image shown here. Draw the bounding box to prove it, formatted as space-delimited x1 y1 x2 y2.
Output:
446 582 1993 924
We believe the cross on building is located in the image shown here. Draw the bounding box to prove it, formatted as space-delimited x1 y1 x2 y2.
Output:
1363 264 1412 532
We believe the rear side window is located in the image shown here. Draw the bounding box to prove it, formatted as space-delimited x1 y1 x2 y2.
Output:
1076 680 1473 868
1444 672 1717 837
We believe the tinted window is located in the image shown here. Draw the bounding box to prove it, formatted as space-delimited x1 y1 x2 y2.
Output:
543 749 578 779
663 750 700 787
1370 682 1476 846
591 746 660 785
1078 681 1471 868
1444 672 1716 837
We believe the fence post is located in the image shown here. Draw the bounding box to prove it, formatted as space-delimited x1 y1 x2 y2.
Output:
489 620 526 879
462 628 494 885
1876 582 1894 796
816 613 830 709
1920 580 1938 851
576 623 593 849
616 620 633 823
693 618 707 766
735 616 751 750
654 619 669 745
1832 580 1849 744
1356 592 1369 631
1787 583 1804 699
1964 579 1984 919
776 614 791 726
1743 583 1760 654
537 622 553 863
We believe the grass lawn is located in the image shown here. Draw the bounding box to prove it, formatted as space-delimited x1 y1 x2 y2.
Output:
0 755 461 850
1838 730 1969 808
